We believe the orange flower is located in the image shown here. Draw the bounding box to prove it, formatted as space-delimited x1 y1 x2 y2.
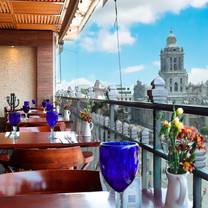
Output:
195 134 206 150
80 111 92 123
181 161 194 172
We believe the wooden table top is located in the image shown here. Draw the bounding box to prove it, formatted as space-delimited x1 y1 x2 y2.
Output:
0 189 166 208
0 192 115 208
0 131 100 149
19 116 65 125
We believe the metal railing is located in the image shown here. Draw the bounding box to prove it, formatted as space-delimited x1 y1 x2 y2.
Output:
58 96 208 208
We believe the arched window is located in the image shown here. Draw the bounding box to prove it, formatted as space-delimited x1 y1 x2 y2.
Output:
174 64 177 71
174 82 178 92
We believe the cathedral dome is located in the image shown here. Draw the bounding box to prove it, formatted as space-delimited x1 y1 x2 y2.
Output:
166 30 176 47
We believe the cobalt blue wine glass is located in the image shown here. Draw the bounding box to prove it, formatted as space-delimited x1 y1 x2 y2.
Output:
42 100 47 112
9 112 21 138
46 103 54 112
22 104 30 119
24 101 30 107
32 99 36 107
100 141 139 208
46 111 58 139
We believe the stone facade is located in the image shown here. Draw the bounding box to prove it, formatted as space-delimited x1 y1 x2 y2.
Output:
0 46 36 117
159 31 188 101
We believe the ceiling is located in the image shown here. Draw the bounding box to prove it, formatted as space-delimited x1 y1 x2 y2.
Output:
0 0 68 31
0 0 102 41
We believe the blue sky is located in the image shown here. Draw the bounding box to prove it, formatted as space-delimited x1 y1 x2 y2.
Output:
57 0 208 90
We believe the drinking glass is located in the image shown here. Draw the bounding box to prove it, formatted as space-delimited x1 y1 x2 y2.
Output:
42 100 47 112
9 112 20 138
46 103 53 112
100 141 139 208
32 99 36 107
46 111 58 139
24 101 30 106
22 105 30 119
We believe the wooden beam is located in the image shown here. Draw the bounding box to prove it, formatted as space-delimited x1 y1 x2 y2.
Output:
11 2 63 15
9 0 65 4
58 0 78 43
16 23 58 31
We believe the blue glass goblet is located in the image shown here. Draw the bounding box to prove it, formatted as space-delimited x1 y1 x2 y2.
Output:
32 99 36 107
24 101 30 107
46 103 54 112
22 105 30 119
9 112 21 138
100 141 139 208
42 100 47 112
46 111 58 139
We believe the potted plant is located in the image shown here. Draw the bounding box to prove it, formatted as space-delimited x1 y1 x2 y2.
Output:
80 110 93 138
160 107 206 208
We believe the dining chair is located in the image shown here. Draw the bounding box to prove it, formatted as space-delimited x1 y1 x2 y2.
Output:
0 146 94 172
0 169 102 196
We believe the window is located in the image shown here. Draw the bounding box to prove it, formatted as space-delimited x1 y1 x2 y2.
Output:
170 78 172 84
174 58 177 62
170 87 172 92
180 78 182 84
174 64 177 71
174 82 178 92
180 86 183 92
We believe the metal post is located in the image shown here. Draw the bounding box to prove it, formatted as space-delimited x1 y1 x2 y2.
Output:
193 174 202 208
153 109 162 195
110 104 115 140
142 149 148 189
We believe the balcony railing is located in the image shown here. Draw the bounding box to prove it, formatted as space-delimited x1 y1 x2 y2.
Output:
58 96 208 208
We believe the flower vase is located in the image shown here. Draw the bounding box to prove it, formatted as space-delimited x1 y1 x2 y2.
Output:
81 121 94 137
64 110 70 121
165 169 192 208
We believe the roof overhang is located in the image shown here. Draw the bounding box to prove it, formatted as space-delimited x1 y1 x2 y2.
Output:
0 0 103 43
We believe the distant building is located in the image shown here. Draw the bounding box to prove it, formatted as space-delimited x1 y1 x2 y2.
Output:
132 31 208 129
117 86 132 101
159 31 188 103
133 80 146 101
93 80 106 99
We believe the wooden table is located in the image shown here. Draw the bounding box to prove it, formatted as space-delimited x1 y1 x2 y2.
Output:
0 131 100 149
19 117 65 126
0 192 115 208
0 189 167 208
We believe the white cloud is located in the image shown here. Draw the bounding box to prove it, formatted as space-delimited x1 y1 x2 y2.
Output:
189 67 208 84
94 0 208 27
123 65 144 75
80 28 135 53
79 0 208 53
153 60 160 67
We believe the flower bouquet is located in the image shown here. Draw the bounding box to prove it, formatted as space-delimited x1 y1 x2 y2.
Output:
80 111 92 123
160 107 206 208
160 107 206 174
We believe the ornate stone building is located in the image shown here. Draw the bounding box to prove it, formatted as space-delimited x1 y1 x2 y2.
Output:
132 31 208 130
159 31 188 103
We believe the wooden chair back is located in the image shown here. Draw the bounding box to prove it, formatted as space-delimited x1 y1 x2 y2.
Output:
9 146 86 170
0 169 102 196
